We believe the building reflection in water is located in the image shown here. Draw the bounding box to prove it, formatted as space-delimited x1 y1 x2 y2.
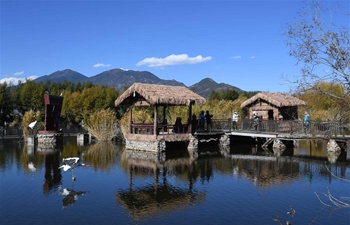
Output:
226 141 349 187
117 149 206 220
293 140 348 164
37 144 63 195
232 156 300 187
116 144 349 221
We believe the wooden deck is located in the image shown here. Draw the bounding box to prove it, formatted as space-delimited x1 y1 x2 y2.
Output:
217 119 350 141
126 119 350 144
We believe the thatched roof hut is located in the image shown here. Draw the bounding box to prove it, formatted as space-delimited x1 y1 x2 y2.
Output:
241 92 306 120
241 92 306 108
115 83 206 107
114 83 207 151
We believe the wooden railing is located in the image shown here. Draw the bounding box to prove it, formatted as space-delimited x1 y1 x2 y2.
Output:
130 119 349 137
238 119 349 137
206 119 349 136
130 123 191 135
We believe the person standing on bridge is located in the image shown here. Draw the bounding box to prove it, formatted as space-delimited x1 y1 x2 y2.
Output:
232 112 239 130
303 111 311 134
253 112 260 131
199 111 205 131
205 110 213 132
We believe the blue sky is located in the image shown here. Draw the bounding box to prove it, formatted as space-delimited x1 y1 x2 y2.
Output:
1 0 348 92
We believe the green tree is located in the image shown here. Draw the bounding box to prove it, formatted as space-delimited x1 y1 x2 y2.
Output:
61 91 84 123
209 89 239 101
81 85 119 118
18 80 44 112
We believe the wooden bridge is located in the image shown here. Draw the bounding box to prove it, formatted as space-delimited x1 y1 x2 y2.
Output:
210 119 350 139
126 118 349 151
127 118 350 140
202 119 350 152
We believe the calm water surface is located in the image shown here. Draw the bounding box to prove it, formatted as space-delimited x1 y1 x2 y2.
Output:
0 137 349 225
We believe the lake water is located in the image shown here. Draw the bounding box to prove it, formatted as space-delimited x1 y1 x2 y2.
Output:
1 136 349 225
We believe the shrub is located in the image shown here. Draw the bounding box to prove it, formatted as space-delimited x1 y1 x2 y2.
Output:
84 108 122 141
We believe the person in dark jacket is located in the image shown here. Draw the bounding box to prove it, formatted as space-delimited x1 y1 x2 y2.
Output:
199 111 205 131
205 110 213 132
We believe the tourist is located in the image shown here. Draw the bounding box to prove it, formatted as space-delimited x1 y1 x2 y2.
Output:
191 114 197 134
253 112 260 131
232 112 239 130
205 110 213 132
174 117 183 133
303 111 310 134
199 111 205 131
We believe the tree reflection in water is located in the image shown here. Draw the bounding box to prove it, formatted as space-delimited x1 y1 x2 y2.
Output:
84 141 123 171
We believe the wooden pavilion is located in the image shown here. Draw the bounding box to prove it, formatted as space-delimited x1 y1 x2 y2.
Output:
115 83 206 152
240 92 306 120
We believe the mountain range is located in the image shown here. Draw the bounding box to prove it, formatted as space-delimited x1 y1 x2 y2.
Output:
34 69 242 98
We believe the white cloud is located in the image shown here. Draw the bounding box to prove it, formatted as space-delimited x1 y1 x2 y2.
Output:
231 56 242 60
14 71 24 76
250 56 256 59
136 54 212 68
93 63 111 68
0 76 38 85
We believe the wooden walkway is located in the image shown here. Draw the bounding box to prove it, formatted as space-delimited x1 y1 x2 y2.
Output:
229 130 350 141
203 119 350 143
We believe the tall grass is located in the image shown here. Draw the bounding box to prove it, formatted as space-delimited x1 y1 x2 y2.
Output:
84 108 123 141
22 110 42 139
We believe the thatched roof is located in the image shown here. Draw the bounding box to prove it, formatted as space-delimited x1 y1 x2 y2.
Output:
240 92 306 108
115 83 206 107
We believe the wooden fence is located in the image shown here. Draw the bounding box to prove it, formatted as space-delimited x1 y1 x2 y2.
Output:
222 119 349 137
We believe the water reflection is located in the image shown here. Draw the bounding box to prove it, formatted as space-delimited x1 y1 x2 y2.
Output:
221 140 350 188
35 143 64 195
42 151 62 195
294 140 348 163
117 149 206 220
1 137 349 224
59 186 89 208
116 145 350 221
84 141 122 171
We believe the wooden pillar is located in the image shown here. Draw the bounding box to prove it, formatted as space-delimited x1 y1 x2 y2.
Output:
163 106 166 124
188 104 192 133
129 105 133 133
154 105 158 136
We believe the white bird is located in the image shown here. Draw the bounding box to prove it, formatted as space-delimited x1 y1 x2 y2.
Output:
28 162 36 172
28 120 37 129
59 157 89 181
77 120 84 133
77 120 83 128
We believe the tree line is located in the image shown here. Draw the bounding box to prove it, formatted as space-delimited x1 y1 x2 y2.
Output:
0 79 119 126
0 79 349 131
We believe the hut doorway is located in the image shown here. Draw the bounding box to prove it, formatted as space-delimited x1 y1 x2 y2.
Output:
268 110 274 120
